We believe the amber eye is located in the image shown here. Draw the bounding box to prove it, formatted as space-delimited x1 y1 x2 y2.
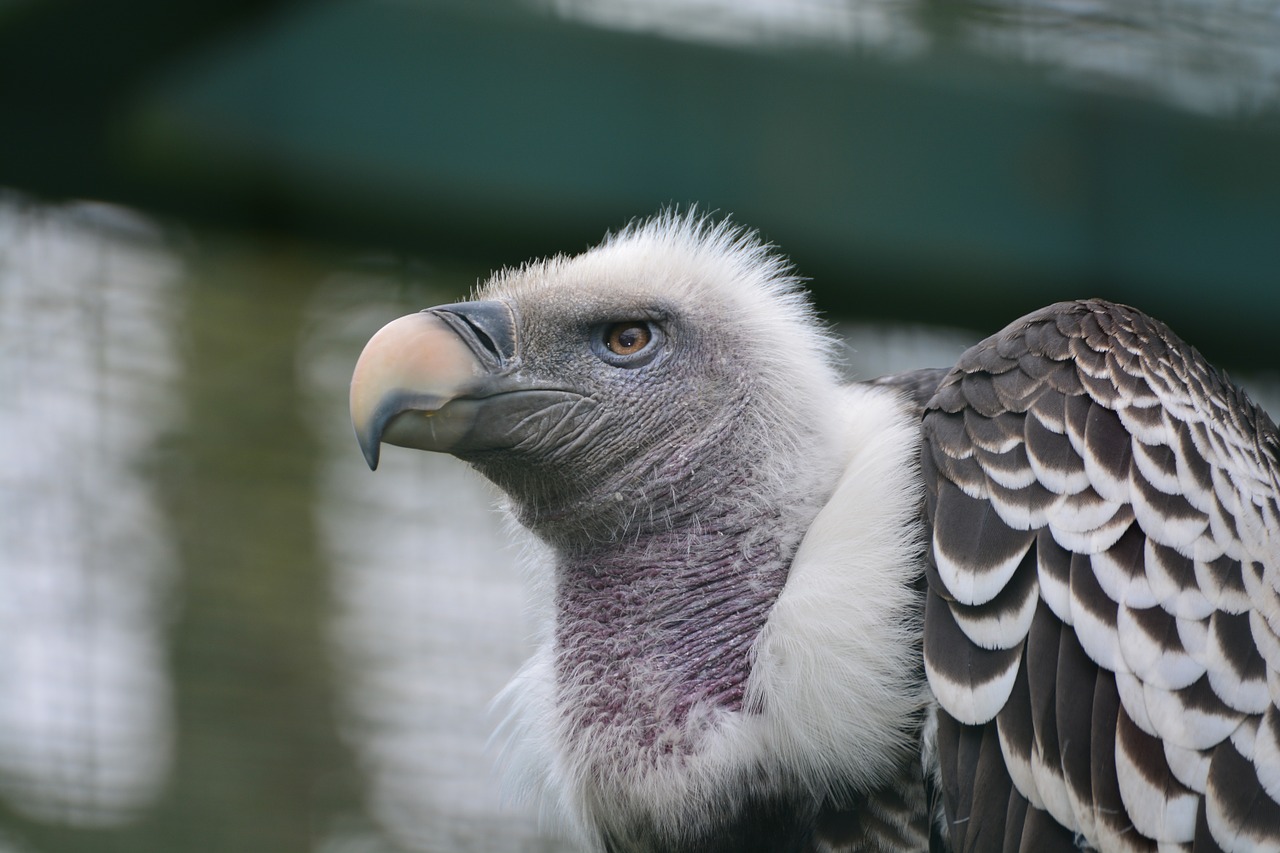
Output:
594 319 664 367
605 322 652 356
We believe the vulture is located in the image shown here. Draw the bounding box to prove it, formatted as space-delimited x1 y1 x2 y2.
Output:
348 212 1280 853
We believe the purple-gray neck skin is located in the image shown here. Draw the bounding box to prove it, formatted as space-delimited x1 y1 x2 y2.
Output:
554 501 796 752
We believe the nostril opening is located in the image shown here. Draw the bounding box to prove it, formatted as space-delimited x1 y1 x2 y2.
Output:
427 301 517 365
458 314 502 361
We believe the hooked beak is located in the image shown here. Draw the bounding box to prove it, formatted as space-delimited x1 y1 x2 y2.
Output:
349 300 522 469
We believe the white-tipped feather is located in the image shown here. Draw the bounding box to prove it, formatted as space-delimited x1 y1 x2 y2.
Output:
1115 671 1159 737
1038 545 1076 626
1147 539 1216 621
1029 749 1077 833
1205 772 1269 853
1116 604 1205 690
1093 543 1159 608
1081 439 1131 505
1254 706 1280 802
1116 404 1169 446
1071 585 1129 675
996 716 1044 809
1162 740 1210 792
1048 510 1135 555
924 644 1021 726
1142 680 1242 751
1115 730 1198 842
1132 439 1182 496
933 532 1028 607
949 574 1039 651
988 487 1064 532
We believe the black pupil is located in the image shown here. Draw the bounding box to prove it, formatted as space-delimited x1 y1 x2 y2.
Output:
611 323 647 353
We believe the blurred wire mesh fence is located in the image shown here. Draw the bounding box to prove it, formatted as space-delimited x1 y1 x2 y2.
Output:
0 201 179 831
0 199 568 853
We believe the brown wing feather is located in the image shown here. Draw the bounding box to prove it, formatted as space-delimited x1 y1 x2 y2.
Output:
922 300 1280 852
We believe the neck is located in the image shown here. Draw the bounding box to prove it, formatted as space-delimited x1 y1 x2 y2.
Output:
538 406 839 751
553 500 798 749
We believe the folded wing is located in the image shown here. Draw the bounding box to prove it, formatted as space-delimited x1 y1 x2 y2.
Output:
922 299 1280 852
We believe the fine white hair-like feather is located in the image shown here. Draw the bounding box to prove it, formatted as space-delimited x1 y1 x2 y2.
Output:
747 383 931 791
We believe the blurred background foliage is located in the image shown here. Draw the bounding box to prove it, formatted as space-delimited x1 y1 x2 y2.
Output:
0 1 1277 851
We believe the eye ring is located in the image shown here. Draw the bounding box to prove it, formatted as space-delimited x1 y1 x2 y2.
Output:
593 320 664 367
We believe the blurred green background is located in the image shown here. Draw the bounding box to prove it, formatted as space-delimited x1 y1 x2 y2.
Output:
0 1 1278 851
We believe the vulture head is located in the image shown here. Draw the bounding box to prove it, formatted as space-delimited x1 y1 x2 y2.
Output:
354 215 841 540
349 213 931 851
